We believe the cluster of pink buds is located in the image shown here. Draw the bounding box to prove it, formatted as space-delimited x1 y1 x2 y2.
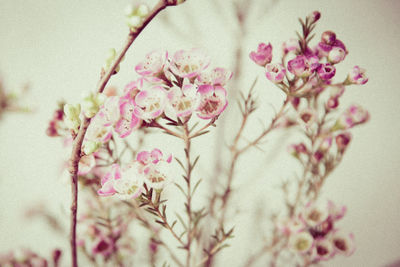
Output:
98 148 172 199
249 11 368 98
279 201 354 263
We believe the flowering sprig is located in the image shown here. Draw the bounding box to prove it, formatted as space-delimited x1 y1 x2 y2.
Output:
242 10 369 266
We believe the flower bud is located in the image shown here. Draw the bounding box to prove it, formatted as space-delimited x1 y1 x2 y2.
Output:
321 31 336 45
326 97 339 110
81 92 106 118
335 132 352 152
64 103 81 133
307 11 321 24
328 47 346 64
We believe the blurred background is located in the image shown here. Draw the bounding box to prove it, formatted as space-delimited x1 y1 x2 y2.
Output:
0 0 399 266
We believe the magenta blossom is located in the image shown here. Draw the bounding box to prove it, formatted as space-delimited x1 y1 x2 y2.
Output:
249 42 273 66
196 85 228 120
317 63 336 80
347 66 368 85
288 55 320 77
265 63 286 83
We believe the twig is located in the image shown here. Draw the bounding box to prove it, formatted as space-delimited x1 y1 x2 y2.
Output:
67 1 180 266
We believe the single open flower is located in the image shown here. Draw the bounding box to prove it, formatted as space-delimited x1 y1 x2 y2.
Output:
265 63 286 83
196 85 227 120
196 67 232 86
289 231 314 254
249 42 273 66
288 55 320 77
317 63 336 80
134 85 167 120
331 232 355 256
115 99 141 138
334 104 369 130
347 66 368 85
165 84 199 119
135 50 168 77
311 238 334 261
302 203 329 227
170 48 210 78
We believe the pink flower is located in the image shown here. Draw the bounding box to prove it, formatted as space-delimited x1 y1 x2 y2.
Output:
298 108 317 127
335 104 369 130
288 55 320 77
136 148 172 190
98 163 144 199
115 99 141 138
317 63 336 80
92 236 114 257
265 63 286 83
249 42 273 66
331 232 355 256
311 238 334 261
196 67 233 86
135 50 168 77
196 85 228 119
98 96 120 127
347 66 368 85
335 132 352 152
301 202 329 228
288 143 308 157
170 48 210 78
133 85 167 120
282 38 300 54
165 84 199 119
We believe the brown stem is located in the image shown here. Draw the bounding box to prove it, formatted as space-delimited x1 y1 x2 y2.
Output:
67 1 177 266
183 123 193 267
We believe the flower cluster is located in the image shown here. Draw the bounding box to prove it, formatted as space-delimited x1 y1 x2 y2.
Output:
279 201 354 263
98 148 172 199
249 12 368 92
53 48 231 155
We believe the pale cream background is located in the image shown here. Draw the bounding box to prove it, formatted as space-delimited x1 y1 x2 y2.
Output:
0 0 399 266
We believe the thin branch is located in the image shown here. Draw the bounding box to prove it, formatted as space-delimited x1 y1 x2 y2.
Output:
67 1 179 266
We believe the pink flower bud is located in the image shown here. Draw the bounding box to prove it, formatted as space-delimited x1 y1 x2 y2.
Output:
307 11 321 24
335 132 352 152
321 31 336 45
249 42 273 66
334 104 369 130
265 63 286 83
328 47 346 64
326 97 339 110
